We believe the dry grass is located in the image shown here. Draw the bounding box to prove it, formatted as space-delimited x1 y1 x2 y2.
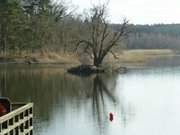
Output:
116 49 175 63
0 49 177 67
102 49 177 69
34 51 80 64
0 50 80 64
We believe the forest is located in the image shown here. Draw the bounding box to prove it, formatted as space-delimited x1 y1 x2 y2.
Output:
0 0 83 54
112 24 180 49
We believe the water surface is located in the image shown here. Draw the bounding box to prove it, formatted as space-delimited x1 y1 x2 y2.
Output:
0 65 180 135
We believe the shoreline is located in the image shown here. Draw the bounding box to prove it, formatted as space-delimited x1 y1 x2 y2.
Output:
0 49 179 70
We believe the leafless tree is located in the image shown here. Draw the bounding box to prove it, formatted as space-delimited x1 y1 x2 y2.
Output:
75 4 129 67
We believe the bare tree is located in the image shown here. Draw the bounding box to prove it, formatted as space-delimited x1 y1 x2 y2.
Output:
75 4 129 67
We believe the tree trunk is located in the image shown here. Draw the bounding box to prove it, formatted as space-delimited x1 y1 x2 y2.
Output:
0 23 7 55
94 57 103 67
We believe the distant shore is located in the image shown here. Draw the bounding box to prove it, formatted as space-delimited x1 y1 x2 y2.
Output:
0 49 179 69
0 52 80 65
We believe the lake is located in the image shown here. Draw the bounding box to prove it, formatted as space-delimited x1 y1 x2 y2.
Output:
0 65 180 135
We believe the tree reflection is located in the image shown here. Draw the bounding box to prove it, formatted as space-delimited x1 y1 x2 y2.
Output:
91 74 129 134
91 75 117 135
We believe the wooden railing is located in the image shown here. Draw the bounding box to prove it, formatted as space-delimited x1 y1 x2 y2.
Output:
0 103 33 135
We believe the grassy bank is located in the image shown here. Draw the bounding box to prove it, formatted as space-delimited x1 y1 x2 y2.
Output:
118 49 175 63
0 51 80 65
104 49 178 69
0 49 178 68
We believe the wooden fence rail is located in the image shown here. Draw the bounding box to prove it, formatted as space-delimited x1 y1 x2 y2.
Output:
0 103 33 135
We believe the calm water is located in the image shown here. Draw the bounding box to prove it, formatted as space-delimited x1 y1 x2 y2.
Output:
0 65 180 135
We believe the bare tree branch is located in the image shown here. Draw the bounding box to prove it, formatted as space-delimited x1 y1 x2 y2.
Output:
76 4 129 67
74 40 93 51
101 19 129 59
110 51 119 59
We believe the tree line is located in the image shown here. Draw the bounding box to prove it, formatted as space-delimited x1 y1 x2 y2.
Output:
112 24 180 49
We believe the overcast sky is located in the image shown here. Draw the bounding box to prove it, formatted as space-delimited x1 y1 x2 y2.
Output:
69 0 180 24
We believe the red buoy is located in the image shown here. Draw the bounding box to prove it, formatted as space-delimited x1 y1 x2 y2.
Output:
109 112 114 122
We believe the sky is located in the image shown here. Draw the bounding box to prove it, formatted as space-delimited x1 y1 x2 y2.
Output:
69 0 180 24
